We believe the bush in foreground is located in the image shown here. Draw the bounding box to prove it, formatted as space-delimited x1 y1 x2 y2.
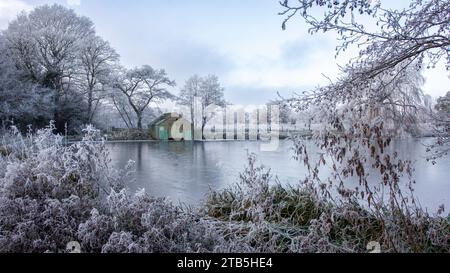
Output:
204 155 449 253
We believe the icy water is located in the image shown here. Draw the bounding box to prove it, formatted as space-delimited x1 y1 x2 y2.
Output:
108 139 450 211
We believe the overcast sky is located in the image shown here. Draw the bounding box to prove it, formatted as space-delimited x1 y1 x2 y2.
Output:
1 0 449 105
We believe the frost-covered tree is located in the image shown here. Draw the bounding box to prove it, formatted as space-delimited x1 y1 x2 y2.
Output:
179 75 226 138
3 5 95 86
427 91 450 161
435 92 450 114
267 99 295 125
278 0 450 220
279 0 449 137
368 66 431 136
279 0 449 133
109 92 136 129
78 36 120 124
2 4 96 132
179 75 202 126
0 38 53 128
112 66 175 129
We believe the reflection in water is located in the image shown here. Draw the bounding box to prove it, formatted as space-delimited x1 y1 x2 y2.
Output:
108 140 450 210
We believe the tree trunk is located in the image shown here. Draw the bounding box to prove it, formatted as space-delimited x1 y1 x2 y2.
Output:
137 113 143 130
87 89 93 124
190 106 195 139
202 116 207 140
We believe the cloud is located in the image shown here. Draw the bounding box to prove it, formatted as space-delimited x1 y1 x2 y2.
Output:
225 85 312 105
67 0 81 6
157 40 234 84
0 0 31 29
115 34 234 90
224 37 341 90
422 62 450 98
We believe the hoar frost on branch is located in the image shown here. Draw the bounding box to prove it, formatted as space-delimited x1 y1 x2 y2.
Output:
111 66 176 130
179 75 227 138
260 3 450 253
277 0 449 211
279 0 449 136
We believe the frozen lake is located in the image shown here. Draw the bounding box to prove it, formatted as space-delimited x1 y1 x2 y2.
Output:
108 139 450 211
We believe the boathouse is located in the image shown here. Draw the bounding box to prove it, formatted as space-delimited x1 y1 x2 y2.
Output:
149 113 192 141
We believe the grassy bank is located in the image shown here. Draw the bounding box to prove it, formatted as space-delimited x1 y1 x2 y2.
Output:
203 155 449 253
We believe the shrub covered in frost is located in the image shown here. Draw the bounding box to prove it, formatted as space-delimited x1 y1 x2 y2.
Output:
79 189 231 253
204 154 450 253
0 123 127 252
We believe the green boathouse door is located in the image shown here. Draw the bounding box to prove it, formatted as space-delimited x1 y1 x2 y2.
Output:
159 126 169 140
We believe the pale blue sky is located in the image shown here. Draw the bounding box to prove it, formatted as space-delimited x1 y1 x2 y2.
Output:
1 0 448 104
